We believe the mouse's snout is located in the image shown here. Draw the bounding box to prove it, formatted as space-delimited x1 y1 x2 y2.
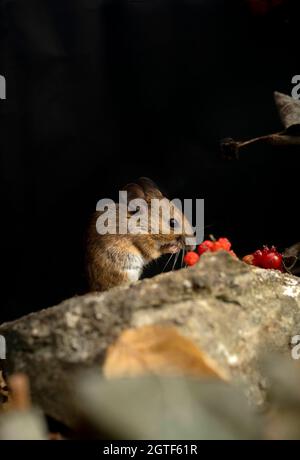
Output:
181 234 196 252
185 243 196 252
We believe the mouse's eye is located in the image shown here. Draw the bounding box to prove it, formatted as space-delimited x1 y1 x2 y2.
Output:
169 218 179 229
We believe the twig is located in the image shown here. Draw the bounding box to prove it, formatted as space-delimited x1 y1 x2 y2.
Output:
221 132 300 159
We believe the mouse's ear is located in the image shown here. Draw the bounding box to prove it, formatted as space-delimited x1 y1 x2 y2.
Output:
136 177 163 200
121 182 146 203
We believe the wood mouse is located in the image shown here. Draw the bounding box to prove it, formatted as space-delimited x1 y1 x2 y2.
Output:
86 177 196 292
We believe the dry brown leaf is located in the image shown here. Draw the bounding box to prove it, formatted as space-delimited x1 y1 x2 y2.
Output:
103 325 227 380
7 373 31 411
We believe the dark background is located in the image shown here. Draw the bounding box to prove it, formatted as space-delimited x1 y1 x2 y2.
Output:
0 0 299 322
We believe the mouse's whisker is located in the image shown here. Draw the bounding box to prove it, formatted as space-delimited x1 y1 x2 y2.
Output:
162 253 174 273
172 251 179 271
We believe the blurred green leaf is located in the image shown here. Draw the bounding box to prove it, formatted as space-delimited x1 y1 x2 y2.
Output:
74 373 261 440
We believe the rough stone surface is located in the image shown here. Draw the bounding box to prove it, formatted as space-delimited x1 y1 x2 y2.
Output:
1 252 300 426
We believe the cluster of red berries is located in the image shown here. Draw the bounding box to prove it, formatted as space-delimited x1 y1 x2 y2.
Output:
184 238 284 272
243 246 283 271
184 237 236 266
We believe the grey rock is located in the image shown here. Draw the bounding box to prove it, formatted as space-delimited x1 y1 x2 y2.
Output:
0 251 300 427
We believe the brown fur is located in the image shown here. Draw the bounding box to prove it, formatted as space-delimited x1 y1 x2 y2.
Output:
86 178 195 292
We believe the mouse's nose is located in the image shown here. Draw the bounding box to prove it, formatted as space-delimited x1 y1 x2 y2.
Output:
184 233 196 252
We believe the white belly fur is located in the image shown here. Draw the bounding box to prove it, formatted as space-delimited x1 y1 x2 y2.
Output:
123 253 145 282
125 267 142 282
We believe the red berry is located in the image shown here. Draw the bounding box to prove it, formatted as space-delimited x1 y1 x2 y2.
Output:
217 238 232 251
243 254 254 265
252 246 283 271
197 240 215 255
253 249 264 267
262 253 282 270
184 252 200 266
212 238 232 253
211 241 223 252
198 237 233 255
